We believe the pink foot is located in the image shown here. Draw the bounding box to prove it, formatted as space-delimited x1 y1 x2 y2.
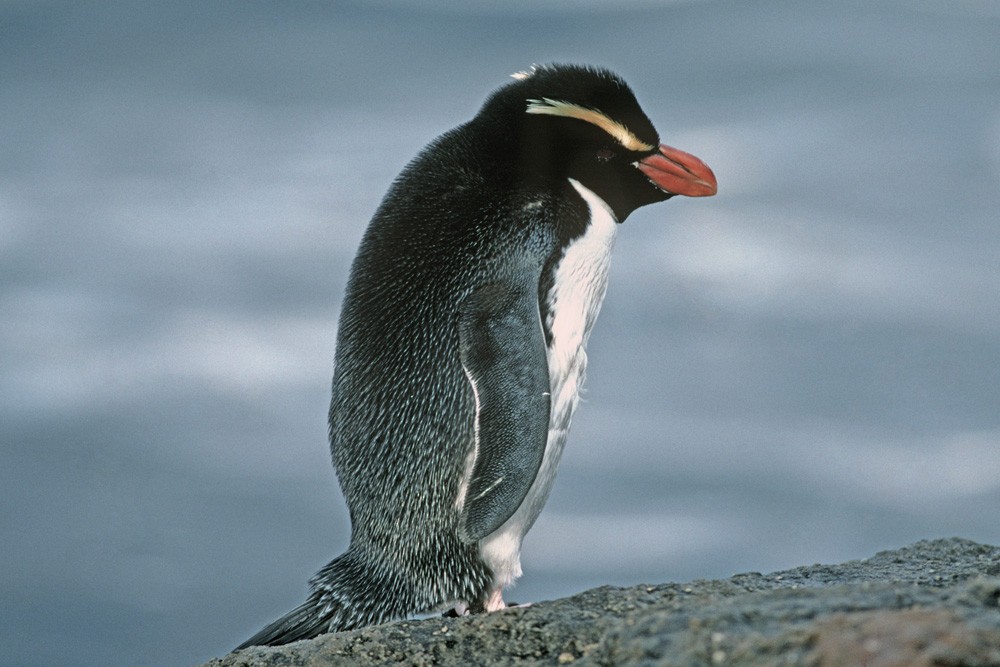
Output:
445 591 533 617
484 587 506 612
484 589 533 612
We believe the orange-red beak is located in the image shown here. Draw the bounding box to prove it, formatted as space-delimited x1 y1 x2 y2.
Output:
636 144 717 197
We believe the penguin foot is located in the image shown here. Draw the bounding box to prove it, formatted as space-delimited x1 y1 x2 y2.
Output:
443 601 470 618
484 587 506 612
442 590 532 618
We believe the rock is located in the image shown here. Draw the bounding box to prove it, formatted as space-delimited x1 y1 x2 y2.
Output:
204 538 1000 666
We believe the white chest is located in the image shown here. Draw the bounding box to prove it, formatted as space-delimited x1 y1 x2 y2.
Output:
544 179 619 430
478 178 618 588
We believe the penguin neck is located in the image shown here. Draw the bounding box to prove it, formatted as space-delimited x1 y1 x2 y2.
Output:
544 178 619 363
568 178 618 227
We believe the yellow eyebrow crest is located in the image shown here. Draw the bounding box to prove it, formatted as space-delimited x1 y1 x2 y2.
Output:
525 98 655 152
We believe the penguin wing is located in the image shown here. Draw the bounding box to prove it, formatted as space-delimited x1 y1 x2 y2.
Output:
458 280 551 542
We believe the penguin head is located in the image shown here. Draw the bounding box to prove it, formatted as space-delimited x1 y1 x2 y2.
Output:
476 64 717 221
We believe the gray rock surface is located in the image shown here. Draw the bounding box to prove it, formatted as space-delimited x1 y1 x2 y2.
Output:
206 538 1000 666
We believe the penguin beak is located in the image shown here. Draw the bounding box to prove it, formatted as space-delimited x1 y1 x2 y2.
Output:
636 144 718 197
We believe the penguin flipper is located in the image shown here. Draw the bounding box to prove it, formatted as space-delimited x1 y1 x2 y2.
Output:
458 281 551 542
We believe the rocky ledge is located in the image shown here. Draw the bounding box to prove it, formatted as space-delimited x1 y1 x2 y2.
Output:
206 538 1000 666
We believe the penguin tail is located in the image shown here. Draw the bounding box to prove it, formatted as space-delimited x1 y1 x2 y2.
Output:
234 596 335 650
234 550 406 650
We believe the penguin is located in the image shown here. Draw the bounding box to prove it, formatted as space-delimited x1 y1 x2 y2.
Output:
237 64 716 649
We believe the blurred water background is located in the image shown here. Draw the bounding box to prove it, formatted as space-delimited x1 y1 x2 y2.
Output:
2 1 999 665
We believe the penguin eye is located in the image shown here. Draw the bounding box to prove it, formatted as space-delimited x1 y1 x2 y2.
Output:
596 148 616 162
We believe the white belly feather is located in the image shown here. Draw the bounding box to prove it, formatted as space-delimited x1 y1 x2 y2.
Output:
479 178 618 589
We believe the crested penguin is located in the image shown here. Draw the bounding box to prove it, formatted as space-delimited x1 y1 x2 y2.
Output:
237 64 717 649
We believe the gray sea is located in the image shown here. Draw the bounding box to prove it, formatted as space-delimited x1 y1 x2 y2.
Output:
3 1 999 665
